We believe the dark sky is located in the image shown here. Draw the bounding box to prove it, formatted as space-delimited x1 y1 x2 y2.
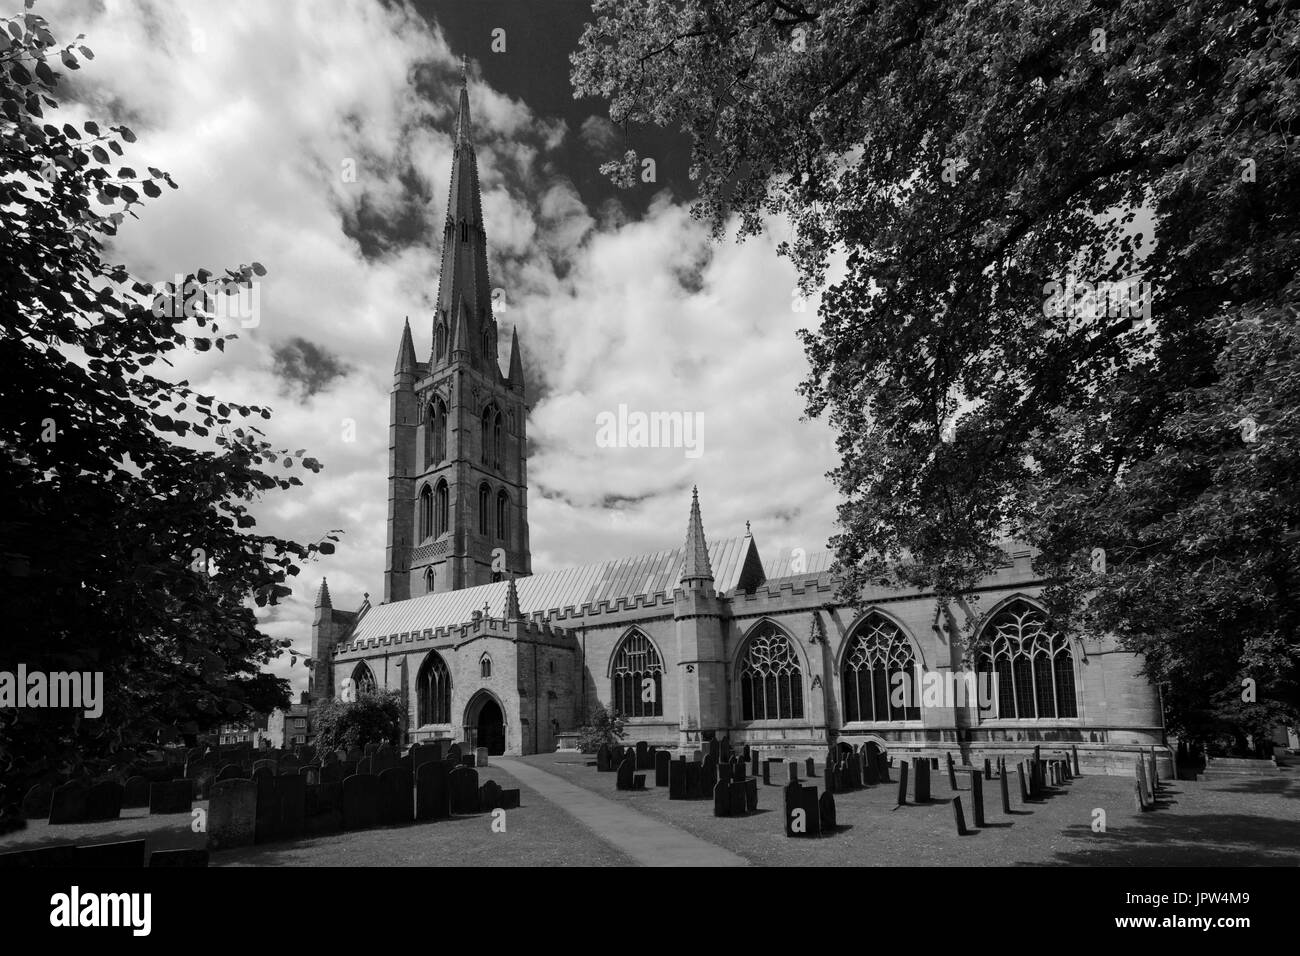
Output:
411 0 695 216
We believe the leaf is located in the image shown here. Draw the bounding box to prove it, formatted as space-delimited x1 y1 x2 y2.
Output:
59 49 78 69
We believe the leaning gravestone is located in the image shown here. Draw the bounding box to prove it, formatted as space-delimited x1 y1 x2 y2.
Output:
912 757 931 802
968 769 985 827
702 753 718 792
616 755 635 792
984 757 992 780
255 774 278 843
123 776 150 808
1018 762 1030 802
501 789 521 809
306 783 343 835
596 743 612 772
783 782 820 838
216 764 244 783
21 783 52 821
355 757 374 776
378 768 414 825
744 778 758 812
342 774 381 830
149 780 192 815
48 780 87 824
84 781 123 822
252 758 277 776
448 765 480 814
655 750 670 787
300 765 321 786
999 766 1012 815
863 751 879 786
946 752 959 791
444 743 462 764
479 779 505 811
819 790 837 831
208 779 257 851
275 773 306 841
713 780 729 817
787 761 800 785
416 761 451 821
635 741 650 770
952 795 969 835
896 761 909 806
475 747 489 769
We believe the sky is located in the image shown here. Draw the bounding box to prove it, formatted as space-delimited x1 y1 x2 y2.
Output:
35 0 839 695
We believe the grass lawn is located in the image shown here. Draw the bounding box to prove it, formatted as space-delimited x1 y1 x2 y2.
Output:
527 752 1300 867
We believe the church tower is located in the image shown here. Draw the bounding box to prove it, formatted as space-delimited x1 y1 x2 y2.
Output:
385 62 532 602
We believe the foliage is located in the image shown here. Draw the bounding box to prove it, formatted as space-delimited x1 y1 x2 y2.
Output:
576 704 627 753
0 4 339 828
572 0 1300 743
311 692 404 758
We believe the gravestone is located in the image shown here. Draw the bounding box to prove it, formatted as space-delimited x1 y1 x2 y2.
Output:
343 774 382 830
707 738 719 759
320 763 343 785
762 761 772 786
123 776 149 808
744 778 758 813
445 743 462 764
968 769 985 827
750 752 759 778
1072 745 1081 776
669 757 687 800
479 779 505 811
896 761 909 806
1018 762 1030 802
878 752 891 784
275 773 306 841
364 742 379 756
255 774 277 843
732 757 745 782
654 750 670 787
845 753 861 789
719 762 732 787
372 743 398 774
596 744 612 773
300 766 320 786
252 758 276 776
149 849 209 867
185 761 217 800
1135 758 1152 808
448 765 480 814
702 752 718 792
912 757 930 803
73 840 146 868
721 735 733 761
376 768 412 823
713 780 730 817
475 747 489 769
636 741 649 770
411 743 444 776
346 746 364 763
742 744 751 761
946 752 958 791
787 761 800 785
952 796 969 835
783 782 820 838
729 781 747 817
416 761 451 821
617 755 635 791
819 790 836 831
984 757 992 780
356 757 374 776
823 767 835 797
209 779 257 850
693 749 703 763
999 767 1011 815
684 761 704 800
279 754 302 776
84 781 123 822
22 782 52 821
1134 780 1147 812
502 789 521 809
611 745 626 768
863 751 879 786
340 760 359 778
149 780 191 815
216 764 243 783
1148 751 1159 791
805 757 816 778
48 781 87 824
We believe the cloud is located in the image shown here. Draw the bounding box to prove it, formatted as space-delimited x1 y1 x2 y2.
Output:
36 0 839 698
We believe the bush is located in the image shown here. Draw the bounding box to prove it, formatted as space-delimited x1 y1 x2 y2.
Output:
576 704 627 753
311 691 404 759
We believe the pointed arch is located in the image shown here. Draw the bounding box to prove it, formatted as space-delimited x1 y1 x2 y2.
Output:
839 611 921 722
480 403 495 465
351 661 376 697
609 628 664 718
974 597 1078 719
479 652 492 679
735 620 804 721
434 479 449 538
423 565 436 594
478 482 491 535
418 483 434 540
496 489 510 541
427 396 448 466
435 319 447 361
416 650 451 726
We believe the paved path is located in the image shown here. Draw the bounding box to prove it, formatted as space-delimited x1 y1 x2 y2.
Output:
494 757 748 867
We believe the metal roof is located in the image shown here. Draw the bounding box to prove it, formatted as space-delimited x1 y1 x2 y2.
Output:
763 547 835 581
346 536 756 644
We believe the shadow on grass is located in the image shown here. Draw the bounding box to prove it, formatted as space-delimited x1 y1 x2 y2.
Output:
1029 811 1300 866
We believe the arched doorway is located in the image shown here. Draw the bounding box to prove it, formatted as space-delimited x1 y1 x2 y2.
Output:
464 691 507 756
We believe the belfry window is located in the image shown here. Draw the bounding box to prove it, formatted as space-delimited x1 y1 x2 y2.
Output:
495 490 509 541
611 630 664 718
975 600 1078 719
418 484 433 540
434 479 449 538
739 625 804 721
840 614 921 722
478 483 491 535
428 398 448 466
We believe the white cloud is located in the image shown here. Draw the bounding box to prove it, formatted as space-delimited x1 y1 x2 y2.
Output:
36 0 838 696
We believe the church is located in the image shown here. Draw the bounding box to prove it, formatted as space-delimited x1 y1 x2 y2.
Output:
309 72 1170 776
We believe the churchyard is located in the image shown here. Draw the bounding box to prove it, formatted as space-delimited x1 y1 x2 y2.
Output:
3 735 1295 867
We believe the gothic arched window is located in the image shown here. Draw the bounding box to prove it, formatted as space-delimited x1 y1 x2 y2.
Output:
351 662 376 697
480 654 492 678
495 490 509 541
435 320 447 361
417 652 451 725
841 613 921 722
481 405 494 465
434 479 449 538
418 484 433 540
428 397 447 466
478 482 491 535
975 600 1078 719
482 324 493 363
493 411 503 467
739 625 804 721
423 565 435 594
611 630 664 718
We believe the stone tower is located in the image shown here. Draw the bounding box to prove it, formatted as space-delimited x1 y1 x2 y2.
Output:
385 65 532 602
674 487 728 747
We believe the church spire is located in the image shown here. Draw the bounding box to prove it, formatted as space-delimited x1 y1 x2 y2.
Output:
394 316 417 376
505 573 522 621
315 577 332 608
507 324 524 390
681 486 714 585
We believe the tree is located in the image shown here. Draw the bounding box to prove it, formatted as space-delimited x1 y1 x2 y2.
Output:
572 0 1300 743
0 4 339 830
576 704 627 753
311 692 404 758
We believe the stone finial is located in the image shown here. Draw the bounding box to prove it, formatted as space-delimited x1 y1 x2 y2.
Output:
681 486 714 585
315 578 332 608
505 573 522 621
